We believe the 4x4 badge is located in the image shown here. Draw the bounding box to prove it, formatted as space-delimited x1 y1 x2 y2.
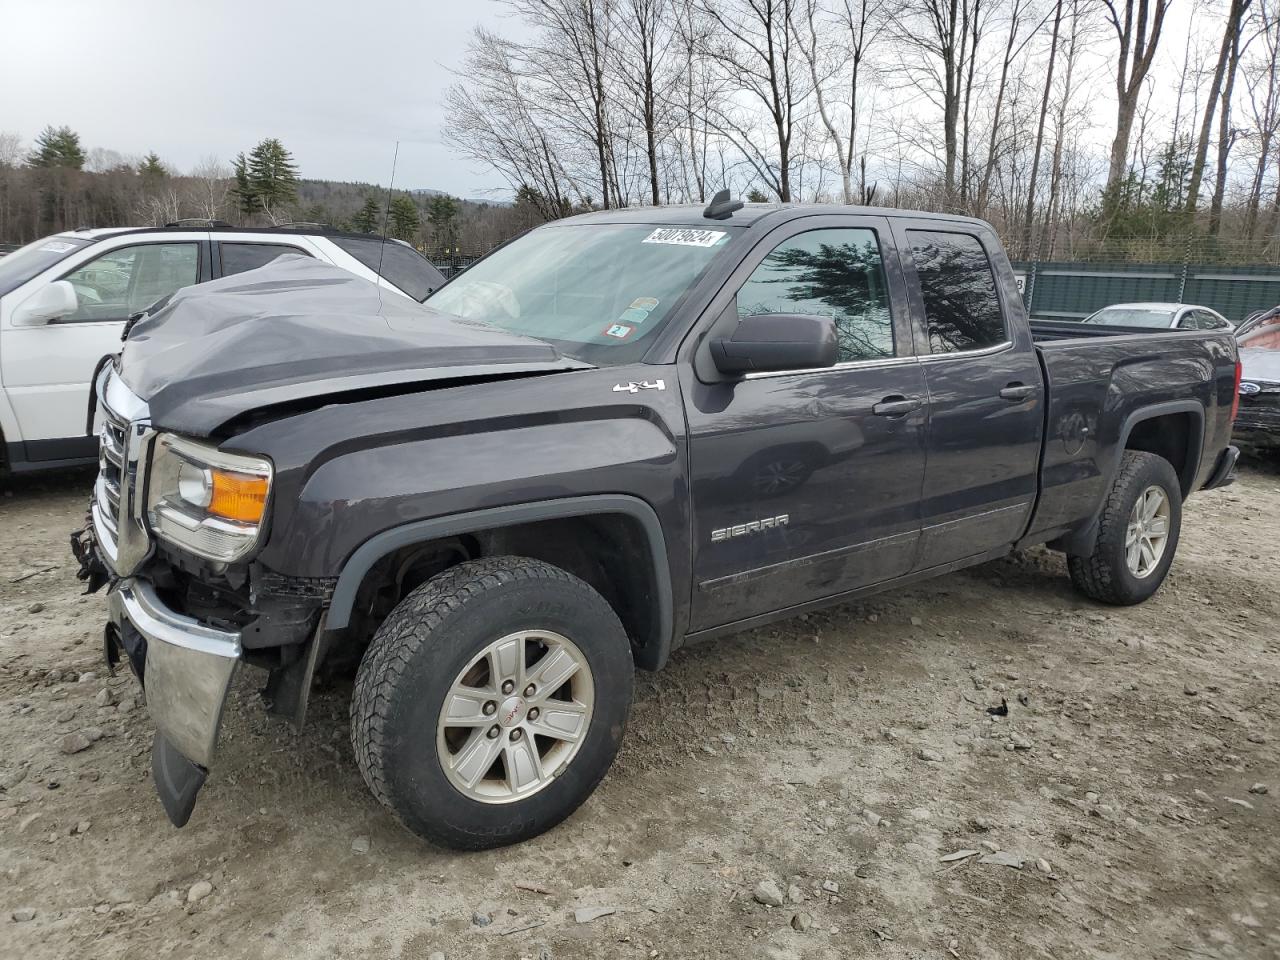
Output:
613 379 666 394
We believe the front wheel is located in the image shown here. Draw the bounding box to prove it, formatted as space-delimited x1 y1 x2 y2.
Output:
351 556 634 849
1067 450 1183 605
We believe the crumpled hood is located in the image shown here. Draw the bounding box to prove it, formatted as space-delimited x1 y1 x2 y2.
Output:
118 256 587 435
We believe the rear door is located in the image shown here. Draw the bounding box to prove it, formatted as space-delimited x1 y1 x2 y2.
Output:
684 214 928 630
893 220 1044 567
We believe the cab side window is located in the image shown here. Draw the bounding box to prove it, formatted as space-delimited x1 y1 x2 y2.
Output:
735 227 893 363
60 243 199 322
907 230 1006 354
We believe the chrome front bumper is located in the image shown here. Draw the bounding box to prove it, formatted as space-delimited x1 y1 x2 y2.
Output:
107 579 241 769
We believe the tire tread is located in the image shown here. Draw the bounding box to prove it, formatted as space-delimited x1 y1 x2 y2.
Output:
350 556 625 848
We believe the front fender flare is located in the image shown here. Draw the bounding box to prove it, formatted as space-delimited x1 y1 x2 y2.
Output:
325 494 676 670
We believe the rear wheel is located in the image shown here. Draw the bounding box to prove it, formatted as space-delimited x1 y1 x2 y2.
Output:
351 556 633 849
1067 451 1182 605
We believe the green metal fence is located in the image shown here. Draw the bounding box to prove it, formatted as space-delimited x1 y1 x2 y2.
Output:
1012 259 1280 324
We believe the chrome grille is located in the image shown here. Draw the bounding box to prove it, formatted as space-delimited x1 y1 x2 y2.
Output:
91 367 153 575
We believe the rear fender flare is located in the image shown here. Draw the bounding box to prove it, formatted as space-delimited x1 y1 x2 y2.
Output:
326 494 675 670
1056 399 1204 556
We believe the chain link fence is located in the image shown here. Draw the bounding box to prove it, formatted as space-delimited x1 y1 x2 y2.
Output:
1013 256 1280 325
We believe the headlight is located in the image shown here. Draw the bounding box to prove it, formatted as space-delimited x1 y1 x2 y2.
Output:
147 433 273 562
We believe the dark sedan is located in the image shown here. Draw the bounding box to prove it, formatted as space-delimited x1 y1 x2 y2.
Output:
1234 306 1280 450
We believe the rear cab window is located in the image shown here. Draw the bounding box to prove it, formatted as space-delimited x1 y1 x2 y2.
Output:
906 230 1007 354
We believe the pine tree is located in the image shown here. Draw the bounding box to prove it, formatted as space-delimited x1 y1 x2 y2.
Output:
232 138 299 222
232 152 255 216
352 196 381 233
746 187 769 203
138 152 167 179
27 125 86 169
426 194 460 249
388 196 420 241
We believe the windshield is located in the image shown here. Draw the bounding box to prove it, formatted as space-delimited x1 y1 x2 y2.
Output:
425 223 739 365
1081 307 1175 328
1239 313 1280 350
0 235 93 298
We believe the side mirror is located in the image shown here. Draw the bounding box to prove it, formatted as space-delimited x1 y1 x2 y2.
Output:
12 280 79 326
710 313 838 375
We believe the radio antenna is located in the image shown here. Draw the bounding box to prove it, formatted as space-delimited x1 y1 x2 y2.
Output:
375 140 401 296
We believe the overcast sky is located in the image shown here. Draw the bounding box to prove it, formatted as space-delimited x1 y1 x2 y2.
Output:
2 0 522 198
4 0 1202 199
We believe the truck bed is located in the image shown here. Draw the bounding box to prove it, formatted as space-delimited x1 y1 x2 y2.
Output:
1021 323 1238 548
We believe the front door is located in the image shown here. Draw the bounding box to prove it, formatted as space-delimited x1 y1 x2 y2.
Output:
685 216 928 631
1 236 208 458
893 221 1044 567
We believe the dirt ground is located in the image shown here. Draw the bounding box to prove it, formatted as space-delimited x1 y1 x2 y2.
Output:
1 461 1277 960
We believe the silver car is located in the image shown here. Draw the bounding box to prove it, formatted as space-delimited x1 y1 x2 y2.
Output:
1080 301 1234 331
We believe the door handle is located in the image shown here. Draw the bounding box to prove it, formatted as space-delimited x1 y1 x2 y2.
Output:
872 395 922 417
999 383 1037 401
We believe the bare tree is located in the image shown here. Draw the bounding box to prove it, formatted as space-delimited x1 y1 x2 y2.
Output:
1101 0 1171 197
188 155 231 221
1021 0 1064 257
1209 16 1249 233
504 0 619 209
443 27 580 218
699 0 810 201
1243 0 1280 238
1044 0 1097 255
1186 0 1253 215
616 0 673 205
0 132 21 169
890 0 984 205
974 0 1042 215
135 188 181 227
799 0 887 203
668 0 723 201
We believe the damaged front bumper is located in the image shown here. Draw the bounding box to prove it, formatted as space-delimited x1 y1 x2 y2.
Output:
106 578 241 827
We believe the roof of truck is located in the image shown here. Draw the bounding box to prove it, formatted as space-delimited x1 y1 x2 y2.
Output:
560 202 990 230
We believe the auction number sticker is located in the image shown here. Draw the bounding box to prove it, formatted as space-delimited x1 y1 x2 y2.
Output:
642 228 727 247
603 323 634 340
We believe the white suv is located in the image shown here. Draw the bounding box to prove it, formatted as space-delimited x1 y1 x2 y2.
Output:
0 223 445 473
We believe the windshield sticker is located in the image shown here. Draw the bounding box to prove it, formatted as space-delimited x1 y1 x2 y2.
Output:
642 228 727 247
604 323 634 340
629 297 659 311
37 241 77 253
617 307 651 325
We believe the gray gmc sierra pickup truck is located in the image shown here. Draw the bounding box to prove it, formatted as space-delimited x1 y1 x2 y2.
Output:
73 194 1242 849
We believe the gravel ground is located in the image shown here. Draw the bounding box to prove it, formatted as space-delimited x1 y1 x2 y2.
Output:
1 461 1277 960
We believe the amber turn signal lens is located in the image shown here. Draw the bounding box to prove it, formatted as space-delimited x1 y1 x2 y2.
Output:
208 470 269 523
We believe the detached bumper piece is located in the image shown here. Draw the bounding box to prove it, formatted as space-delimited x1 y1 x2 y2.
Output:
107 579 241 826
1203 444 1240 490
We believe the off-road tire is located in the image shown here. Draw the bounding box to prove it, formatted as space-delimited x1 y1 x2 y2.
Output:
1067 451 1182 605
351 556 633 849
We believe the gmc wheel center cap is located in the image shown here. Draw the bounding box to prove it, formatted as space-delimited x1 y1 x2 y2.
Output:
499 696 526 727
